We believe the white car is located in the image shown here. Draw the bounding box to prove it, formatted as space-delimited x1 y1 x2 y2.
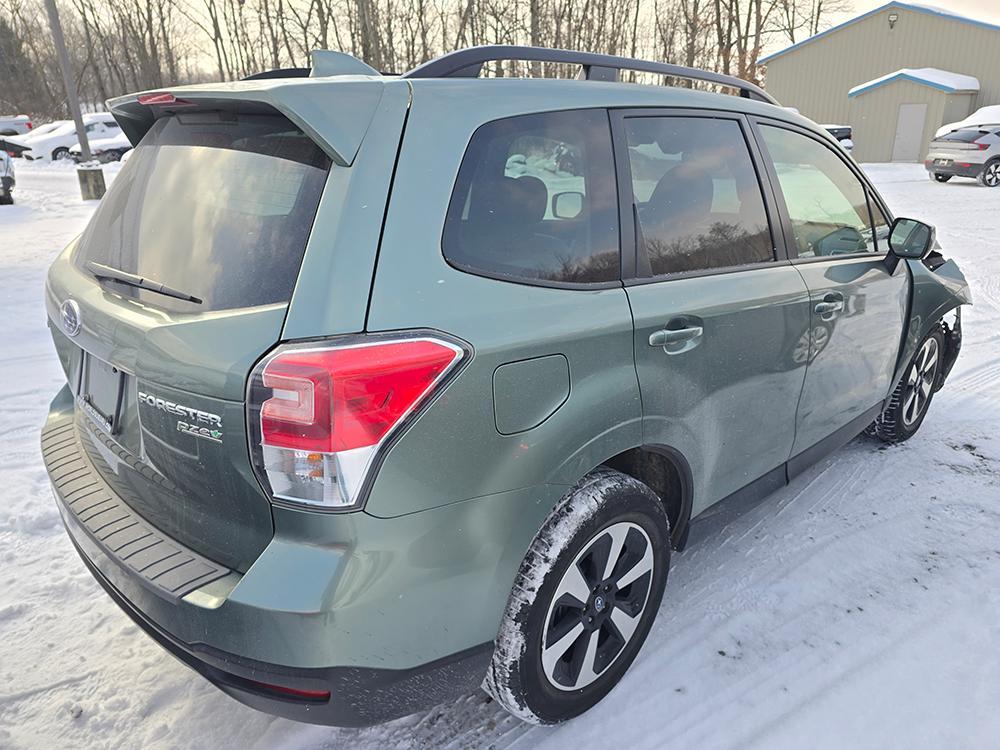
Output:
936 105 1000 139
21 114 121 162
0 114 33 136
69 130 132 163
7 120 69 145
0 148 15 204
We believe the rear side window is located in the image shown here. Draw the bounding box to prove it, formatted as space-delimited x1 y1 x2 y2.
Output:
443 109 620 285
625 116 773 276
74 111 331 312
759 125 879 257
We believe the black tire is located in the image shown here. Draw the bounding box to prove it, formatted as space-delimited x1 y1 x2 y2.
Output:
977 159 1000 187
484 469 670 724
930 172 951 183
868 326 945 443
52 147 70 161
0 192 12 205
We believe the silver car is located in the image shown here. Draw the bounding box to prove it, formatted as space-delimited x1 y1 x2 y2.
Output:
925 127 1000 187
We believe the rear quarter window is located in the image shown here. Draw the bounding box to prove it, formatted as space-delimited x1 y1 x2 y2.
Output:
442 109 620 285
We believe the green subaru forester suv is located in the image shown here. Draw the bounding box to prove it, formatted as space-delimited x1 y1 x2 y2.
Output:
42 46 970 726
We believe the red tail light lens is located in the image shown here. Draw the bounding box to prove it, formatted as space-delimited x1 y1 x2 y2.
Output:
137 92 193 106
249 336 464 509
26 121 33 130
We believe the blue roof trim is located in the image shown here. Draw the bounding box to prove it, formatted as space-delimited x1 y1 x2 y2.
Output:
758 2 1000 65
848 72 977 98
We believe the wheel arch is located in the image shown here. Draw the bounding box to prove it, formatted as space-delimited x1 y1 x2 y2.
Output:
599 444 694 551
890 258 972 395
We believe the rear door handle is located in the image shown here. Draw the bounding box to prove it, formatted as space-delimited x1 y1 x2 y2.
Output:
649 326 704 348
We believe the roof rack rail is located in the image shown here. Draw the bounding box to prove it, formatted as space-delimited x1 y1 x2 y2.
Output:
402 45 778 105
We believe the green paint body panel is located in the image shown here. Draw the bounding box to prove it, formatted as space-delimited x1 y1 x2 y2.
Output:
627 264 812 515
41 71 973 724
493 355 570 435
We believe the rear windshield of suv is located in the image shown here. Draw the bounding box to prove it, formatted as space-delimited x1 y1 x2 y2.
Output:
74 111 331 312
934 130 990 143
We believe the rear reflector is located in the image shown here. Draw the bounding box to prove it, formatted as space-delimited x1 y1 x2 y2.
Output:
249 336 464 510
246 679 331 702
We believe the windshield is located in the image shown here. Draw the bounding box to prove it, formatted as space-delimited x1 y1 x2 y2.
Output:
935 130 991 143
73 111 331 313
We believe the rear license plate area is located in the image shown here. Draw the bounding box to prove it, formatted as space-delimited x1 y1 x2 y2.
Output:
76 352 126 435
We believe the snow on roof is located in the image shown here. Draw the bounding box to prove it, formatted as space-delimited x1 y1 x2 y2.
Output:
848 67 980 98
758 2 1000 65
935 104 1000 137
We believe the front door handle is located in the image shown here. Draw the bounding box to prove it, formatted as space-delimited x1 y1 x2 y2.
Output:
814 292 845 316
649 326 704 348
814 300 843 314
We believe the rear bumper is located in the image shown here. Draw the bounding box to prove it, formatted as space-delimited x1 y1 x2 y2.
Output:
925 159 983 178
41 388 515 726
65 525 491 726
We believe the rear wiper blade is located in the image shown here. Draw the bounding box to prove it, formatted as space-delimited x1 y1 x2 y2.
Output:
87 261 203 304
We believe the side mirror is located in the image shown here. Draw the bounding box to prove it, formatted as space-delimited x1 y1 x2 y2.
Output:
888 217 935 259
551 191 584 219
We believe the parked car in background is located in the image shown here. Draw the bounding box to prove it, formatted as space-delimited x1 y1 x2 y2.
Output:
823 124 853 151
21 114 120 161
925 127 1000 186
0 136 30 159
0 147 15 204
41 45 970 728
935 105 1000 139
69 130 133 162
0 114 33 136
7 120 69 147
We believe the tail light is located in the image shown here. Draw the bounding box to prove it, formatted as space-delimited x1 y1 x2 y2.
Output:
26 121 33 130
248 335 465 510
976 143 989 150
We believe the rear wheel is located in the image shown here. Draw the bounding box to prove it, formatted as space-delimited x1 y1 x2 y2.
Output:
484 469 670 724
930 172 951 183
977 160 1000 187
868 327 944 443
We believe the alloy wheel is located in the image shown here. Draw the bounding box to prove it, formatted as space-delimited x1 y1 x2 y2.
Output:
541 521 654 691
902 337 939 427
984 162 1000 187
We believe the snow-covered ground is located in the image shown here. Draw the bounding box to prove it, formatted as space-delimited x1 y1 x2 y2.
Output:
1 161 999 750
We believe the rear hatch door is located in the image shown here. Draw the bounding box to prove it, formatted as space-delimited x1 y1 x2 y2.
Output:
45 93 381 572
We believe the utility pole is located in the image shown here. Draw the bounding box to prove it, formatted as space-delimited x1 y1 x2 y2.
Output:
43 0 105 199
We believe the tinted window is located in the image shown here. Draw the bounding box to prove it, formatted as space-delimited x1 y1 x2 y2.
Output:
443 110 619 284
935 129 990 143
625 117 773 276
760 125 878 257
74 112 331 312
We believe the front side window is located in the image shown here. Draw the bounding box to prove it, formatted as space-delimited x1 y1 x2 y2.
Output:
443 109 620 284
760 124 879 257
625 116 773 276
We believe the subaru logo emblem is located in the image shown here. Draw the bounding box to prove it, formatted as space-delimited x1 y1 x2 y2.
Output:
60 300 82 337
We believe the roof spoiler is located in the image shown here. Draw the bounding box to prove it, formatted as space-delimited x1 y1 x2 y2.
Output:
107 80 386 166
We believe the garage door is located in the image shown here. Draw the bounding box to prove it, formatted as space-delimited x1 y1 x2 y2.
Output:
891 103 927 162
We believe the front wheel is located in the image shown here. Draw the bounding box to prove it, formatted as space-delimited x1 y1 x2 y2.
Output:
52 147 70 161
484 469 670 724
977 160 1000 187
868 327 944 443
